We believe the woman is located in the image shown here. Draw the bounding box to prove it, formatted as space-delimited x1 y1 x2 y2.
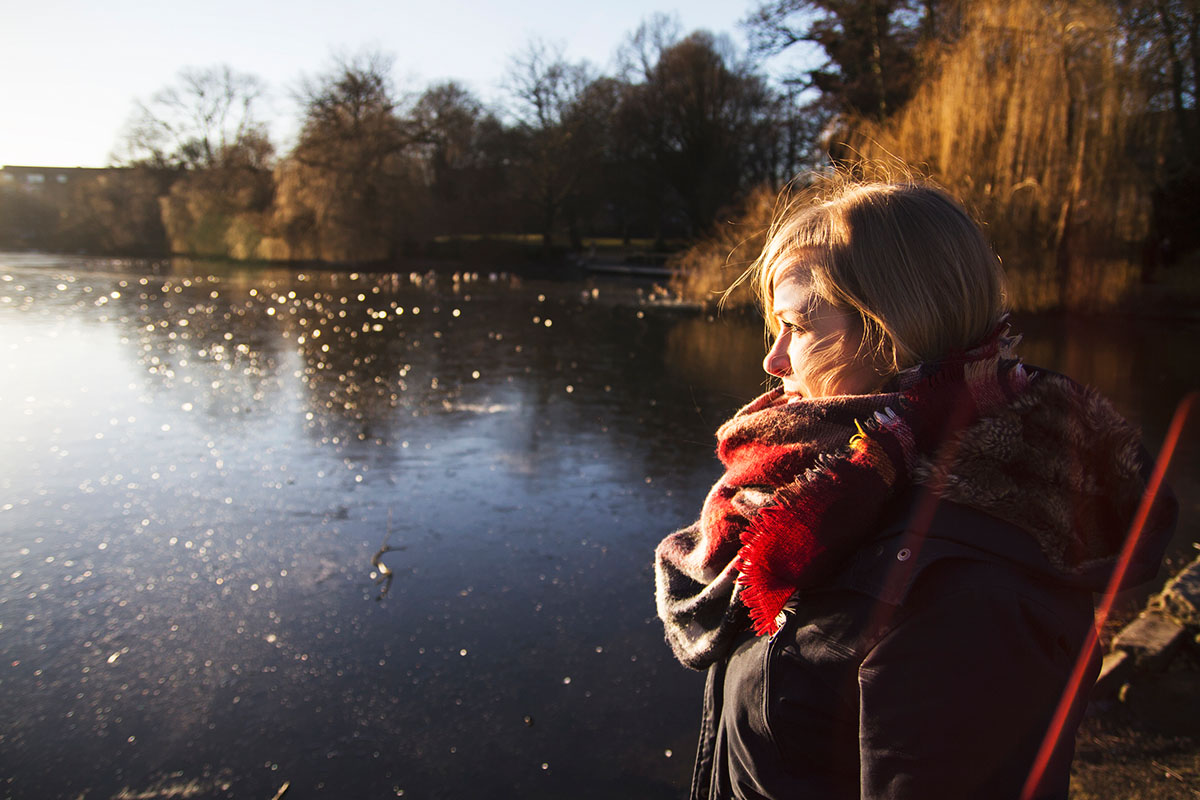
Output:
654 180 1176 800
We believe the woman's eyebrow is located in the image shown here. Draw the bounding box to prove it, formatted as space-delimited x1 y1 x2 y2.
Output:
773 299 817 320
772 305 798 322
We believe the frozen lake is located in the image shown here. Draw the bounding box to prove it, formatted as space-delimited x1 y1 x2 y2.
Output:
1 253 1195 799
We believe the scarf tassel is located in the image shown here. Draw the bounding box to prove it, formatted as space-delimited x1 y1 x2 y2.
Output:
735 437 903 635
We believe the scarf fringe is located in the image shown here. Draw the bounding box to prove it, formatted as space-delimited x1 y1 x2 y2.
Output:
734 427 912 635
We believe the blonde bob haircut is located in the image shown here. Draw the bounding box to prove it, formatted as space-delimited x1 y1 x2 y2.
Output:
742 179 1006 389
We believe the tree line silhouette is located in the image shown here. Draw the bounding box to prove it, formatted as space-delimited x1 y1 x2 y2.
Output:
2 1 1195 310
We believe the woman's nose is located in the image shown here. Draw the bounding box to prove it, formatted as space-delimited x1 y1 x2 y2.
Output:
763 334 791 377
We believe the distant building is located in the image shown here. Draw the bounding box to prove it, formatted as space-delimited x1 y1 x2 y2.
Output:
0 165 127 198
0 164 166 254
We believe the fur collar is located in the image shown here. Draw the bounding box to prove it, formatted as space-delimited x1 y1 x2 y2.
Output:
913 370 1150 577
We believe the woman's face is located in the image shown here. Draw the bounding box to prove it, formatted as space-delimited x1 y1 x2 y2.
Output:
763 272 880 398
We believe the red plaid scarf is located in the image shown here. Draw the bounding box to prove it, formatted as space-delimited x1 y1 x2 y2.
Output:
655 328 1031 667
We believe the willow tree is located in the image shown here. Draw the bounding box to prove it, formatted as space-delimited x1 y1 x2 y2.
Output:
844 0 1152 309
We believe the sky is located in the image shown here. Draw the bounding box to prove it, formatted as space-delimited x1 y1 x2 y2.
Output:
0 0 770 168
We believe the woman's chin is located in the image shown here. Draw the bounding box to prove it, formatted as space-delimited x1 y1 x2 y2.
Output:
780 384 807 400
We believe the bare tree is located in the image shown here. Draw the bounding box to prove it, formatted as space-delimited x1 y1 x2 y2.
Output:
412 81 486 178
275 50 424 261
616 13 683 82
115 65 269 169
744 0 928 120
504 40 594 249
411 82 507 235
622 31 794 235
505 40 591 130
293 51 410 174
1116 0 1200 268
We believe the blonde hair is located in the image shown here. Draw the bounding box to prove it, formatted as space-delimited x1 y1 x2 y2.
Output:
739 178 1006 391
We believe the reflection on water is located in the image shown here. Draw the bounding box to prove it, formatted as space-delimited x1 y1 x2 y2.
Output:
664 316 769 403
0 253 1196 799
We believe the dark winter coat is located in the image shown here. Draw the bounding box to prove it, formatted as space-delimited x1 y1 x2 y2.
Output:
690 489 1177 800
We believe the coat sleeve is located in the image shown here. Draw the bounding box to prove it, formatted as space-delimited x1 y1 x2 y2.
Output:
856 560 1097 800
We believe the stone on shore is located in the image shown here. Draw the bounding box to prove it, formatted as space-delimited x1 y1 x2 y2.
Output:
1150 553 1200 627
1111 612 1186 670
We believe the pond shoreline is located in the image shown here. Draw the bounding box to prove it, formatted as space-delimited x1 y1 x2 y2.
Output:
8 245 1200 320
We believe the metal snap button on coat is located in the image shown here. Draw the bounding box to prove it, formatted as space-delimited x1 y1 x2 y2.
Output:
896 548 912 561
